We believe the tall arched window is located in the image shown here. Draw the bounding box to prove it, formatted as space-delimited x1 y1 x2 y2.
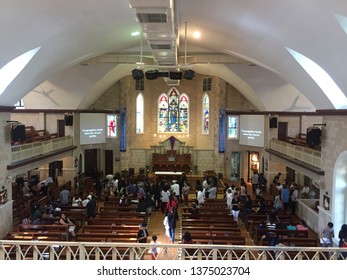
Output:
136 93 144 133
202 93 209 134
158 87 189 133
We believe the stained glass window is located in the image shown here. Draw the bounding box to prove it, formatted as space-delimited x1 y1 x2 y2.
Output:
158 88 189 133
136 93 144 133
107 114 117 138
202 93 209 134
228 115 239 139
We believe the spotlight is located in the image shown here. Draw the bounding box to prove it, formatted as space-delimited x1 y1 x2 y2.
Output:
131 69 144 80
169 71 183 80
145 70 159 80
183 69 195 80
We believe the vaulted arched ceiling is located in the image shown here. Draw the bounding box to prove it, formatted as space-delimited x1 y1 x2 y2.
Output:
1 0 347 112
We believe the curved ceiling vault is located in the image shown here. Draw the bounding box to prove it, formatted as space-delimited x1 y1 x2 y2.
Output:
1 0 347 112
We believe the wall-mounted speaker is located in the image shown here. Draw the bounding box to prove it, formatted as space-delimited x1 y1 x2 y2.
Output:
131 69 144 80
145 70 159 80
11 125 26 142
65 114 73 126
183 69 195 80
269 117 278 128
306 127 321 147
169 71 183 80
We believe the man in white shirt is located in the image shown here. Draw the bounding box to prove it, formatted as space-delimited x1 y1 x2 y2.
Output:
301 185 310 198
290 186 299 214
197 188 205 205
171 180 180 200
251 171 259 194
202 177 209 190
82 194 92 207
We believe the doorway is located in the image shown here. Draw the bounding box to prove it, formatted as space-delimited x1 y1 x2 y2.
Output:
57 119 65 137
278 122 288 142
230 152 241 181
104 150 113 176
248 151 259 181
84 149 98 177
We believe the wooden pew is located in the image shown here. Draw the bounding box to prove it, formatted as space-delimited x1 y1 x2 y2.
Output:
82 224 139 233
182 207 230 214
261 237 318 247
7 231 64 241
18 224 69 233
182 218 237 227
89 217 145 226
60 209 87 227
98 209 144 216
182 225 240 232
77 232 137 240
254 228 309 245
182 229 242 237
103 201 137 212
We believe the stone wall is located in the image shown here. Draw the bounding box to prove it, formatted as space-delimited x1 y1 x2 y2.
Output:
88 73 257 176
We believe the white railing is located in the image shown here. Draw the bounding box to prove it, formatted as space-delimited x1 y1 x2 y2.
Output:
0 241 346 260
11 136 73 163
269 139 321 168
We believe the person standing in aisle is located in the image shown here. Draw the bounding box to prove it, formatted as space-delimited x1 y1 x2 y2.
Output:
167 206 179 243
136 223 149 259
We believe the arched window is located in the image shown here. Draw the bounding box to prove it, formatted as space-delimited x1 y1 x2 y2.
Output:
158 88 189 133
136 93 144 133
202 93 209 134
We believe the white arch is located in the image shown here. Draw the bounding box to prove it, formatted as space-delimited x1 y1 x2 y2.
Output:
332 150 347 243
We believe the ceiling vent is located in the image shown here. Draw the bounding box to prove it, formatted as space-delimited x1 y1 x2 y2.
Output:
136 12 167 23
129 0 178 66
150 43 172 50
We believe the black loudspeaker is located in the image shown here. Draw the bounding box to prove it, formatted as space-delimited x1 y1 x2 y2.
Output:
11 125 26 142
306 127 321 147
65 114 73 126
183 69 195 80
169 71 183 80
145 70 159 80
269 117 278 128
131 69 144 80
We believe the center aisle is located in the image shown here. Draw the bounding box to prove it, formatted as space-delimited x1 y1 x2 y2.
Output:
145 206 183 260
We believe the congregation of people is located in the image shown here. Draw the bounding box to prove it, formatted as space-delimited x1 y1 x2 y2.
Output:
12 167 346 260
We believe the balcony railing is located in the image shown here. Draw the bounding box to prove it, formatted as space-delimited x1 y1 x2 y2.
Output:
0 241 346 260
11 136 73 163
269 139 321 169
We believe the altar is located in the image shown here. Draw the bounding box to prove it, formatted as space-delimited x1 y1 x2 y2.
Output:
151 136 192 176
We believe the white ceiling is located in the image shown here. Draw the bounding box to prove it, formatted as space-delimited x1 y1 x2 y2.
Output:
1 0 347 112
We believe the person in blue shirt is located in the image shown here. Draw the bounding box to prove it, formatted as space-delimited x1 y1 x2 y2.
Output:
281 185 290 213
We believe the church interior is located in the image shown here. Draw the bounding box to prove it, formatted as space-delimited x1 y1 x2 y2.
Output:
0 0 347 260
